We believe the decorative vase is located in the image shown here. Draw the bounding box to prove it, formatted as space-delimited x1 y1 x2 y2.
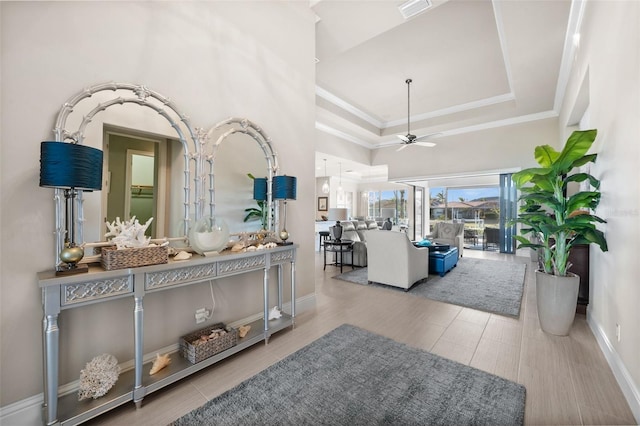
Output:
535 270 580 336
332 221 343 241
189 216 230 255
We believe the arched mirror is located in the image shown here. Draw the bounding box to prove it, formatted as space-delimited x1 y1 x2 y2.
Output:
201 118 280 237
51 83 197 262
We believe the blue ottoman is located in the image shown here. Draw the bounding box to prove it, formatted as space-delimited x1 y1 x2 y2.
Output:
429 247 459 277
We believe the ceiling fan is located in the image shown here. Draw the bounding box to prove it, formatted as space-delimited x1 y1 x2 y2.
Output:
396 78 439 151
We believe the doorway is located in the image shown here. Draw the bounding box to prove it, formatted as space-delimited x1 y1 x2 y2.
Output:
102 129 170 238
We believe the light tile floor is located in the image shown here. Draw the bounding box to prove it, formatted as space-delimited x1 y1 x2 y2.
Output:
92 249 636 425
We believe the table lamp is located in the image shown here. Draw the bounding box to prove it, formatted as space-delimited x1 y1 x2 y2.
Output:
273 175 296 244
40 141 103 275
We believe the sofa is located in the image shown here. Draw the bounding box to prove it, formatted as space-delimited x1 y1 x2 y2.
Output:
425 222 464 257
366 230 430 290
327 220 377 267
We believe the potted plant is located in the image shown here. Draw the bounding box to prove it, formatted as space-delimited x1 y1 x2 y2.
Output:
512 129 608 335
243 173 268 230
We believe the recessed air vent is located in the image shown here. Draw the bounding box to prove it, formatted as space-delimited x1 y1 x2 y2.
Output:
398 0 432 20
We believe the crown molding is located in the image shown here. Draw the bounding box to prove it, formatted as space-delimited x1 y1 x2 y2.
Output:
315 122 374 149
316 86 384 128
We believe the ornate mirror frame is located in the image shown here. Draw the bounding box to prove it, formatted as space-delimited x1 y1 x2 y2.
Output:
49 82 281 266
202 117 280 230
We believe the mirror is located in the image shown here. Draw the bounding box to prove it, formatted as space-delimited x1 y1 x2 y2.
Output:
211 131 270 234
202 118 280 238
50 84 281 263
52 83 196 259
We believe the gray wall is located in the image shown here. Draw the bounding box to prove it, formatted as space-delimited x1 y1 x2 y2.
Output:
0 1 315 406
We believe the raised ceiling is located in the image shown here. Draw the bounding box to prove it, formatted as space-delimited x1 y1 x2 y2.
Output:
313 0 574 149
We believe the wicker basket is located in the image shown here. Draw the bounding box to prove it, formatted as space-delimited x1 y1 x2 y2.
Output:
100 245 169 270
180 323 238 364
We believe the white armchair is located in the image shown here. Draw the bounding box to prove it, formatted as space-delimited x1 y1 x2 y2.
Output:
425 222 464 257
366 230 430 290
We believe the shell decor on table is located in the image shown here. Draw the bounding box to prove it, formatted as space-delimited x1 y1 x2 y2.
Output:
77 354 120 401
268 306 282 320
149 353 171 375
104 216 166 249
238 324 251 338
173 251 192 261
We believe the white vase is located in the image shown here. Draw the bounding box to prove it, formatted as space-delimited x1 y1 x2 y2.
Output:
535 270 580 336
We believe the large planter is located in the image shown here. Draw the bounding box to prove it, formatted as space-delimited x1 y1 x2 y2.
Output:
535 270 580 336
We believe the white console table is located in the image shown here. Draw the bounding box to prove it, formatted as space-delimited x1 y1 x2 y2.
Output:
37 244 297 425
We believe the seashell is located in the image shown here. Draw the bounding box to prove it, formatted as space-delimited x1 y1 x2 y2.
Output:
246 246 256 252
268 306 282 320
231 243 245 252
149 353 171 375
238 325 251 338
256 244 265 250
173 251 192 261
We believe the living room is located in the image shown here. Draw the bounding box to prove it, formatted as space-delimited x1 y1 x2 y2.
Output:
1 1 639 425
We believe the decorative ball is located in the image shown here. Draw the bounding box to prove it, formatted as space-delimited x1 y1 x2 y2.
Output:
279 230 289 241
60 246 84 264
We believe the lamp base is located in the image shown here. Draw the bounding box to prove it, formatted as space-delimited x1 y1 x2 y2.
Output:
55 263 89 276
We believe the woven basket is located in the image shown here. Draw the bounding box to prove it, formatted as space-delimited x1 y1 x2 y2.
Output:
180 323 238 364
100 245 168 270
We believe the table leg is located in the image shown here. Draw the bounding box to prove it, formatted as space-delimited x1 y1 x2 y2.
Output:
43 313 59 425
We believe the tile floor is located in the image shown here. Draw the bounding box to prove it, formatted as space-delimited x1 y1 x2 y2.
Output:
91 249 636 425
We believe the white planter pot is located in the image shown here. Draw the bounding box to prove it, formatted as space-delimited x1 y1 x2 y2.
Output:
535 271 580 336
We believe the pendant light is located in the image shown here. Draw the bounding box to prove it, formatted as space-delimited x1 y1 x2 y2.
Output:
321 159 329 194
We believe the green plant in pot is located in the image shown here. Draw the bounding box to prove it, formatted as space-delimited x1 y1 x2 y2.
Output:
512 129 607 336
243 173 268 230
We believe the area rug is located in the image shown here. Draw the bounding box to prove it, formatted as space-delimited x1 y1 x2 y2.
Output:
171 324 525 425
333 258 526 317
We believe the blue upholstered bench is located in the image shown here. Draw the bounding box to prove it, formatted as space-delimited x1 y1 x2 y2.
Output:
429 247 459 277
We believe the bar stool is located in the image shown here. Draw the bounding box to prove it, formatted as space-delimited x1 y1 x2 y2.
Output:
318 231 330 251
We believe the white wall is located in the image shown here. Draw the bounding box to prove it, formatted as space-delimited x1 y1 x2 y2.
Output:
559 1 640 419
0 1 315 407
371 118 559 181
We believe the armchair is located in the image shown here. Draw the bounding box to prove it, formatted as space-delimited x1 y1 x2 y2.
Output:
425 222 464 257
366 231 430 290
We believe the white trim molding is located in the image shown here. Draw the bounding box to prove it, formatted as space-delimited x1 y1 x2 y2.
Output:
587 310 640 424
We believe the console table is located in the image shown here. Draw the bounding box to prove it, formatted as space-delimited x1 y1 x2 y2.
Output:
38 244 297 425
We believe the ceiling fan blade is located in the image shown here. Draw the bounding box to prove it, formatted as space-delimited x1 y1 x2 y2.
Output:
414 132 443 142
414 141 436 148
396 144 409 152
397 134 410 143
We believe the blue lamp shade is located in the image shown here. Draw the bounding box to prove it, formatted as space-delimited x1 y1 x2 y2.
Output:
273 175 297 200
253 177 268 201
40 141 103 191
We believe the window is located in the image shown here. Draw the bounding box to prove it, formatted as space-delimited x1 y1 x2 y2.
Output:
367 189 409 225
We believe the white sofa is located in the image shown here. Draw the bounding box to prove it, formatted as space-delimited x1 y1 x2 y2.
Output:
366 230 430 290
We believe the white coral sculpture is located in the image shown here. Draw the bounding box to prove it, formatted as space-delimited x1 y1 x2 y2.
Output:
105 216 158 250
78 353 120 401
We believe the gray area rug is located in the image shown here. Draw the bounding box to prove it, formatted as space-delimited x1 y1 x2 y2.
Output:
333 258 526 317
172 324 525 425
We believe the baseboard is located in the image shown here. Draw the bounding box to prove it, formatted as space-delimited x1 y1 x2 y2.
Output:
0 293 316 426
587 309 640 423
